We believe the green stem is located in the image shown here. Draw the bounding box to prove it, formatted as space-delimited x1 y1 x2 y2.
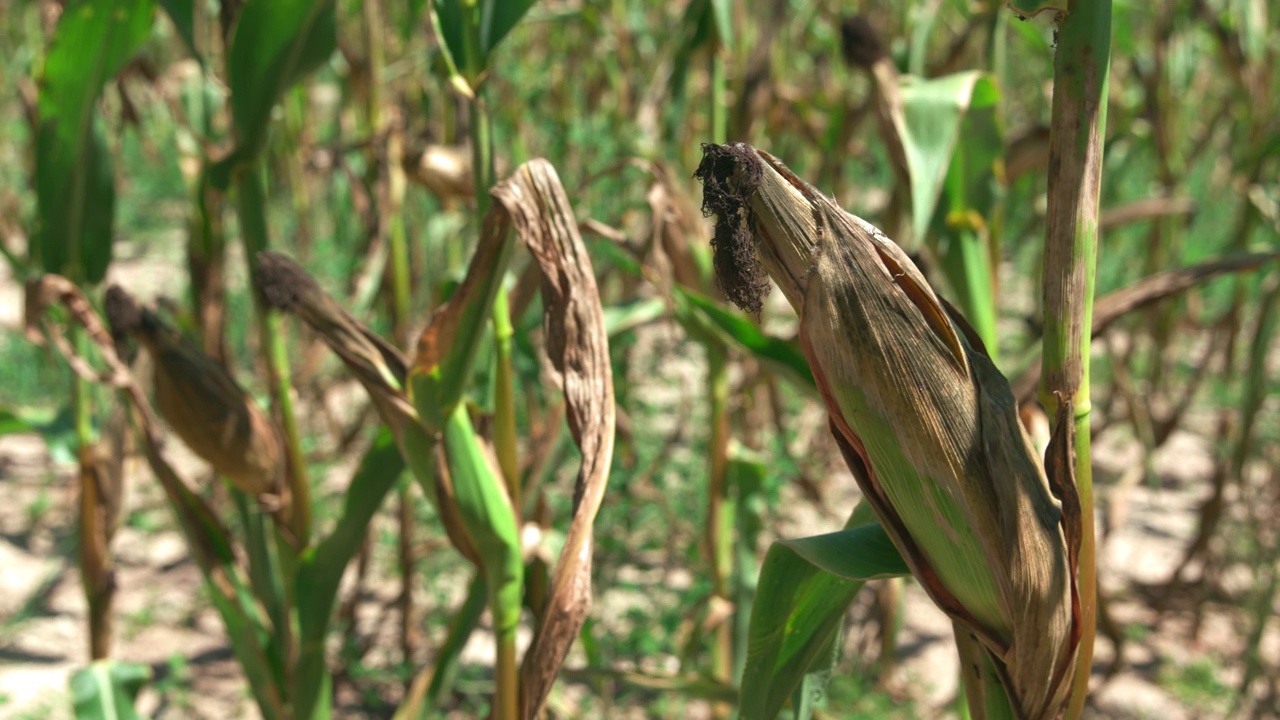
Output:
72 326 94 447
492 294 520 505
707 34 732 713
1038 3 1111 717
235 165 312 547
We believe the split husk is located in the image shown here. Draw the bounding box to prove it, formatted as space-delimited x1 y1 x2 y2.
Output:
695 143 1081 719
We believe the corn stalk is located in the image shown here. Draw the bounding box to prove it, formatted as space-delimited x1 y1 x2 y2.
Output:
1018 3 1112 716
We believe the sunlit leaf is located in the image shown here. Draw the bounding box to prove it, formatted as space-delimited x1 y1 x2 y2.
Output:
896 71 994 247
779 524 910 582
740 501 880 720
226 0 335 160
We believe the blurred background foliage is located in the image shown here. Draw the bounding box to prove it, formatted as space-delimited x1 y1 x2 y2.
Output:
1 0 1278 718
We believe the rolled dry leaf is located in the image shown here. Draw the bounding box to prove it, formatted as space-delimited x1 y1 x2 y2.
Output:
78 440 120 660
696 143 1078 719
105 287 284 501
491 160 615 720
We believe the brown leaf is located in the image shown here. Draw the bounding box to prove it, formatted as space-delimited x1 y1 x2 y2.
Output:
494 161 615 720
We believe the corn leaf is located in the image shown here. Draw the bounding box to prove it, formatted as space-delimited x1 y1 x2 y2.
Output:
254 252 481 564
489 160 616 719
440 404 524 648
603 297 667 337
226 0 335 161
778 524 911 582
740 501 880 720
294 429 405 720
896 71 998 247
0 407 36 436
933 78 1003 355
409 200 516 432
157 0 198 62
69 660 151 720
34 0 154 283
676 287 815 390
433 0 538 82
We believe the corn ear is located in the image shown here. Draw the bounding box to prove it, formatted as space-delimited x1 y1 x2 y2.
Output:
696 143 1080 719
104 287 285 503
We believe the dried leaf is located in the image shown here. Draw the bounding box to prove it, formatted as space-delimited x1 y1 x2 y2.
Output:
494 161 615 719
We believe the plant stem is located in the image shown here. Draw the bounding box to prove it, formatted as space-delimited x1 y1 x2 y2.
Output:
464 81 521 720
467 89 519 505
705 38 735 716
235 165 312 548
1038 3 1111 717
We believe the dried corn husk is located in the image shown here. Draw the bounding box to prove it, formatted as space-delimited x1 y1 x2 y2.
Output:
105 287 284 501
696 143 1080 719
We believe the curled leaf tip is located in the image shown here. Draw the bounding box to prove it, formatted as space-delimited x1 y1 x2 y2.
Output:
254 251 313 312
694 143 771 315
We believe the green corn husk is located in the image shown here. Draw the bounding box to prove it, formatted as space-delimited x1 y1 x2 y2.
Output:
696 143 1080 720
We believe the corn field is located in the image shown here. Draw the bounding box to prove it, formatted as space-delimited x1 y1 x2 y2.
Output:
0 1 1278 719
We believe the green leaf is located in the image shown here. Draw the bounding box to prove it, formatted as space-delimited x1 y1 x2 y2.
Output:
294 429 405 720
433 0 538 83
603 297 667 337
226 0 335 160
709 0 733 46
0 407 36 436
69 660 151 720
34 0 155 283
778 524 910 582
932 75 1003 356
896 71 991 247
740 501 905 720
441 405 523 638
675 287 816 390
